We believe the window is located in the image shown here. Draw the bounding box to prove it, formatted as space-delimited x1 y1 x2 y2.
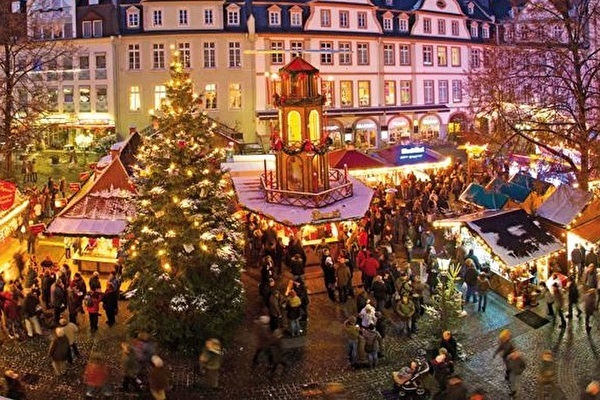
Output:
423 18 432 34
291 41 303 58
320 10 331 27
92 20 102 37
127 9 139 28
269 9 281 26
339 11 349 28
95 53 106 79
129 86 141 111
438 80 448 103
399 17 409 32
229 83 242 109
178 42 191 68
204 42 216 68
383 17 393 31
47 60 58 81
152 9 163 27
399 44 411 65
339 42 351 65
357 43 369 65
451 47 461 66
178 9 189 26
79 55 89 80
357 12 367 29
358 81 370 106
482 25 490 39
205 83 217 109
62 57 73 80
128 44 140 70
48 88 58 112
438 19 446 35
468 3 474 14
290 10 302 27
204 8 214 26
451 21 459 36
340 81 353 106
437 46 447 66
228 42 241 68
96 85 108 112
270 41 284 64
471 23 478 38
154 85 167 110
227 8 240 26
383 44 395 66
553 25 563 39
424 80 434 104
423 45 433 66
82 21 92 38
153 44 165 69
63 86 74 112
452 80 462 102
79 86 91 112
400 80 412 104
384 81 396 105
470 48 481 68
322 80 334 106
320 42 333 65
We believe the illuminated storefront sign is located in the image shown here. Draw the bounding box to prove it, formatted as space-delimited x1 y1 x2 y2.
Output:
398 146 426 162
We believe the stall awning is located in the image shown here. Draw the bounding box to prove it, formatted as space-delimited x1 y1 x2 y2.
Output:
45 218 127 237
328 149 389 170
570 221 600 244
459 183 509 210
231 176 373 227
535 184 593 226
466 209 563 267
486 177 531 203
509 172 554 197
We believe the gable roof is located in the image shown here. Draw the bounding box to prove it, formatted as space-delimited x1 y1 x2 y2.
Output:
535 184 593 227
280 56 319 73
328 149 388 170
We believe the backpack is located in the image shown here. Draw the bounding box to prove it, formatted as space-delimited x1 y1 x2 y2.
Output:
84 294 93 308
364 332 377 353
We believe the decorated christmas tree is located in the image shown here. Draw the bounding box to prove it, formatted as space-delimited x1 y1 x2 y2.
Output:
122 50 245 351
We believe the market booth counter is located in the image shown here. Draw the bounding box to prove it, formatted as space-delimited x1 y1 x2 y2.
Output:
71 237 120 273
434 209 564 304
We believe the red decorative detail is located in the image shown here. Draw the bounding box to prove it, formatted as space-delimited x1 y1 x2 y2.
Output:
177 140 187 149
89 162 98 170
303 140 314 152
0 180 16 211
29 223 45 234
270 131 283 151
79 172 90 182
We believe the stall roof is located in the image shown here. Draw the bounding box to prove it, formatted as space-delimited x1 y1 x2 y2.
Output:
509 172 554 196
231 176 373 227
467 209 563 267
535 184 593 226
328 149 389 170
570 220 600 244
459 183 509 210
486 177 531 203
371 145 448 168
45 156 136 237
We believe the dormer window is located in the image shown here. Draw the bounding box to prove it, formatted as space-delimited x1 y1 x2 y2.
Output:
290 6 302 27
204 8 214 26
127 8 140 28
470 22 478 37
399 14 409 32
226 5 240 26
152 9 163 27
268 6 281 27
178 9 189 26
482 24 490 39
383 13 393 31
468 2 475 15
82 20 102 38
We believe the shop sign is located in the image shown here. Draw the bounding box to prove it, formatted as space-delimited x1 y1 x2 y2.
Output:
398 146 426 162
0 180 16 211
69 183 81 193
29 223 45 234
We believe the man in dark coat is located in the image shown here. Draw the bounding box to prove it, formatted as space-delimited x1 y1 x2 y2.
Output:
464 259 479 304
572 244 585 281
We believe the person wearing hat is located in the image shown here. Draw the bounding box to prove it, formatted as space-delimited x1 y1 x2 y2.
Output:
48 327 70 376
149 355 169 400
60 318 80 363
321 252 337 302
286 290 303 337
199 338 223 389
4 370 25 400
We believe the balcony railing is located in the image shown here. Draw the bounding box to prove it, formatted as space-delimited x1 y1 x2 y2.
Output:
260 168 353 208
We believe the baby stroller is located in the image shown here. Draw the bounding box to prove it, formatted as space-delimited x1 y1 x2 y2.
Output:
392 356 430 399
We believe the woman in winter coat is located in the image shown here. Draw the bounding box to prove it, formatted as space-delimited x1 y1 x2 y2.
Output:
102 283 119 327
86 289 102 333
48 328 70 376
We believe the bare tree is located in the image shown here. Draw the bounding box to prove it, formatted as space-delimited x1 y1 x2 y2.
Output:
467 0 600 190
0 2 77 177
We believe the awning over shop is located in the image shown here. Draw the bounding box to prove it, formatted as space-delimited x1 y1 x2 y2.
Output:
328 149 388 170
467 209 563 267
535 184 593 226
459 183 509 210
45 218 127 237
570 221 600 244
509 172 554 197
231 176 374 227
486 177 531 203
371 145 448 168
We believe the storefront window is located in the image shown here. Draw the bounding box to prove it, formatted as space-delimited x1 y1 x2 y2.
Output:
324 120 343 148
420 114 440 141
95 86 108 112
229 83 242 109
204 83 217 109
388 117 411 144
129 86 141 112
358 81 370 106
355 119 377 149
384 81 396 106
154 85 166 110
340 81 353 107
63 86 74 112
322 79 334 107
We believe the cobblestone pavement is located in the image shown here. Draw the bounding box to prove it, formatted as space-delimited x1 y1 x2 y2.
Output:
1 242 599 399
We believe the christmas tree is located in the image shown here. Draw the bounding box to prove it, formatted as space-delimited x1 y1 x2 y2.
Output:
122 50 245 352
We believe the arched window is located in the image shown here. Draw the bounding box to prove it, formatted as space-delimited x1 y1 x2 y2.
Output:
308 110 320 142
287 111 302 143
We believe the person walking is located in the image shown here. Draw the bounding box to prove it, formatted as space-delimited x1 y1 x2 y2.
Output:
199 338 224 390
85 288 102 333
84 352 112 397
335 258 352 304
543 282 555 318
493 329 515 380
4 370 26 400
50 279 66 325
22 288 43 338
538 350 557 398
361 324 383 368
343 316 360 367
102 282 119 327
552 282 567 329
48 327 70 376
477 272 491 312
583 288 597 332
582 381 600 400
121 342 142 392
463 259 479 304
506 350 526 398
148 355 169 400
566 280 582 319
60 318 80 363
